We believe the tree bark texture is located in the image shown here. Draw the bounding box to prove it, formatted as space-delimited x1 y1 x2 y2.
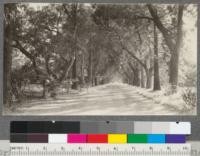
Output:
169 5 184 90
147 4 184 91
153 24 161 90
4 5 13 107
71 4 78 89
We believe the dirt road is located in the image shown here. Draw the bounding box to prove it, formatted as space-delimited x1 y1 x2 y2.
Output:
5 83 181 115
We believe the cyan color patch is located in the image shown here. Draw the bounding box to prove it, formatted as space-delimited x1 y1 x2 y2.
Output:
147 134 165 143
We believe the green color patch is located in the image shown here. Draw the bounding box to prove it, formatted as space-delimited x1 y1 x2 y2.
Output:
127 134 148 143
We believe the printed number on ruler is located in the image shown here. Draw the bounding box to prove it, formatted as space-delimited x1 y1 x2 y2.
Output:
10 143 191 156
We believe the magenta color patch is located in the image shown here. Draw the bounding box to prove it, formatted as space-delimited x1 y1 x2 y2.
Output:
68 134 87 143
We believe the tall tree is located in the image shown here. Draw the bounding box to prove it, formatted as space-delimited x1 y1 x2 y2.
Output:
4 4 16 106
65 4 79 89
153 24 161 90
147 4 184 91
88 42 93 86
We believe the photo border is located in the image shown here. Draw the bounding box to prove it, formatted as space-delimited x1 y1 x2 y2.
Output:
0 0 199 141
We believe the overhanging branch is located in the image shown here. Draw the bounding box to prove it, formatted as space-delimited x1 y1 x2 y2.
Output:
111 29 147 69
147 4 176 53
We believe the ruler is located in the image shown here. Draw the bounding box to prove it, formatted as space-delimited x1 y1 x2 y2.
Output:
10 143 191 156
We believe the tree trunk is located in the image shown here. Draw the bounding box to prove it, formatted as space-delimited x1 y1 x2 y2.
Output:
145 68 151 89
153 24 161 91
140 67 145 88
42 80 47 98
4 36 12 107
128 62 140 86
145 58 152 89
148 4 184 92
58 55 75 82
71 4 78 90
149 68 153 88
80 54 85 86
71 56 78 89
120 65 131 85
88 49 93 86
169 5 184 92
4 10 13 107
133 66 140 86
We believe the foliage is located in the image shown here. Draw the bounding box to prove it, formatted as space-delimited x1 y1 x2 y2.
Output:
182 88 197 108
4 3 197 105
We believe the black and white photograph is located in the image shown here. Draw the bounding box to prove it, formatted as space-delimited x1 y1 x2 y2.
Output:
3 3 197 115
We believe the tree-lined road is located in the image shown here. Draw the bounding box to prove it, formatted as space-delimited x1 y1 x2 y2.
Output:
6 83 179 115
4 4 196 116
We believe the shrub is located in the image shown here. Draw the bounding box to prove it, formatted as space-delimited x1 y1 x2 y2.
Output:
182 88 197 108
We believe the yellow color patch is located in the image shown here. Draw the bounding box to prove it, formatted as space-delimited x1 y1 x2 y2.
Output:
108 134 127 144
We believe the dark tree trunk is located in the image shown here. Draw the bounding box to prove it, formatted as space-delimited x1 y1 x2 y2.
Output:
140 67 145 88
80 54 85 86
147 4 184 92
149 68 153 88
4 8 13 107
42 80 47 98
169 5 184 92
133 66 140 86
4 32 12 107
153 24 161 91
45 55 58 80
145 68 151 89
88 49 93 86
71 56 78 89
128 62 140 86
71 4 78 89
144 58 152 89
120 65 131 84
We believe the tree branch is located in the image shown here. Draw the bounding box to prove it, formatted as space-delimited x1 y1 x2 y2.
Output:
111 29 147 69
13 40 34 60
147 4 176 53
134 15 153 21
58 55 75 82
13 40 44 76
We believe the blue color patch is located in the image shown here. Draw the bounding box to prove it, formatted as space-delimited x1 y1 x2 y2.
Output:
147 134 165 143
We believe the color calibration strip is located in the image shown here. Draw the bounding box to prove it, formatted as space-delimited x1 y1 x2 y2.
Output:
10 121 191 134
10 134 186 144
10 121 190 144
